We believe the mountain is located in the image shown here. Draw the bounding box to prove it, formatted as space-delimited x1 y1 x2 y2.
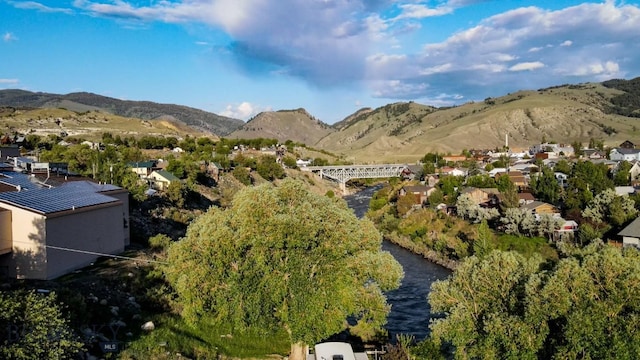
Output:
228 108 335 144
316 79 640 163
0 89 244 136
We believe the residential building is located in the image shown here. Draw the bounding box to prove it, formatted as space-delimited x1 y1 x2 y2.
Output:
0 174 130 280
148 170 180 191
399 185 436 205
618 217 640 249
521 201 560 219
610 148 640 162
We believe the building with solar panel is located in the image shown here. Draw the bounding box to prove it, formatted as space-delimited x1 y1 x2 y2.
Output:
0 172 130 280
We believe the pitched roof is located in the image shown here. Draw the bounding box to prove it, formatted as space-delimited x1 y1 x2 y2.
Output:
521 201 555 210
128 161 156 168
152 170 180 182
619 217 640 238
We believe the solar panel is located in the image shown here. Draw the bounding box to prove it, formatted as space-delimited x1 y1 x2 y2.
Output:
0 180 121 214
0 172 45 191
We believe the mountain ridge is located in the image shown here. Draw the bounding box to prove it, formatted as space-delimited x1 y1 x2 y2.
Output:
0 89 244 136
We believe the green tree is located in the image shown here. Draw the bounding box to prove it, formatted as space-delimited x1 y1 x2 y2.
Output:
232 166 253 186
529 166 561 205
473 219 494 258
165 181 187 208
496 175 519 209
0 290 84 359
164 179 403 360
256 155 285 181
613 161 632 186
428 244 640 359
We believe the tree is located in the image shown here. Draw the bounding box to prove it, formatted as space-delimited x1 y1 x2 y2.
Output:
397 192 418 217
164 179 403 360
496 175 518 209
165 181 187 207
428 244 640 359
529 166 561 205
256 155 285 181
455 194 499 224
582 188 637 230
500 207 536 236
613 161 632 186
0 290 84 359
232 166 252 185
473 219 494 258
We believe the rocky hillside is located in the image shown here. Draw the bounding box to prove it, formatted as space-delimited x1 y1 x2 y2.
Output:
0 89 244 136
228 108 334 144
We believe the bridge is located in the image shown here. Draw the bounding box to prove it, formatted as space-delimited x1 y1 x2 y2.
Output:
301 164 409 193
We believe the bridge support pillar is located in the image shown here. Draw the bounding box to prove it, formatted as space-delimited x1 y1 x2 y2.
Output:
340 182 347 195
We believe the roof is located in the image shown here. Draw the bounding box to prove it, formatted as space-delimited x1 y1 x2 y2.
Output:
521 201 555 210
0 172 45 191
0 181 121 215
128 161 156 168
152 170 180 182
619 217 640 238
402 185 431 193
612 148 640 155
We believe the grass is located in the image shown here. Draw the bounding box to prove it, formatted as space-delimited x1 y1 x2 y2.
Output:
494 234 558 261
119 315 290 359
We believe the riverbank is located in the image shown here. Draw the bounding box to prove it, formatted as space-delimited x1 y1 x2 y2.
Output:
385 233 458 271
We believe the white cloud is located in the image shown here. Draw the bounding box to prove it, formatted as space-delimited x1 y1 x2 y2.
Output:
509 61 545 72
3 32 17 42
566 61 621 77
393 4 453 21
10 1 73 14
56 0 640 103
220 102 270 120
0 79 19 85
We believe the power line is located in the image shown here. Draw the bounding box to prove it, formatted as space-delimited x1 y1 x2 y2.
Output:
44 245 168 265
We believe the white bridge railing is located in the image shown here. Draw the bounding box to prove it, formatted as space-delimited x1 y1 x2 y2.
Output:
301 164 408 192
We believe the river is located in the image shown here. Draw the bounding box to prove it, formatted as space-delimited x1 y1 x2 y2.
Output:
343 186 452 341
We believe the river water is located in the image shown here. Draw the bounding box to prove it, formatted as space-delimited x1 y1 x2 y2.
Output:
343 186 452 341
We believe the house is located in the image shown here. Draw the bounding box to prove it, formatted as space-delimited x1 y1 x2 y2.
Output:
553 218 579 241
609 148 640 162
487 168 508 177
0 176 130 280
518 192 536 205
401 165 424 180
460 187 500 206
620 140 636 149
521 201 560 219
148 170 180 191
399 185 436 205
129 161 157 178
629 162 640 182
0 146 20 161
439 167 467 177
496 170 527 189
618 217 640 249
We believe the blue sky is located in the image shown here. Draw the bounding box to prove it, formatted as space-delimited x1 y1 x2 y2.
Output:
1 1 639 124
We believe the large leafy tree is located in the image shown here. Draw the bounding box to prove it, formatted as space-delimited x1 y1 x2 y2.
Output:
0 290 84 359
165 179 403 360
428 244 640 359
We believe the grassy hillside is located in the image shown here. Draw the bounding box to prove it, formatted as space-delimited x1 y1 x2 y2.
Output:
0 90 244 136
317 81 640 163
229 108 335 144
0 107 207 141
